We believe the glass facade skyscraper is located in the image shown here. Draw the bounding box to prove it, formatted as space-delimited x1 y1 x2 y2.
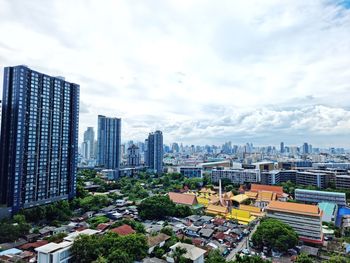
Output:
145 130 163 175
83 127 95 159
0 65 79 213
97 115 121 169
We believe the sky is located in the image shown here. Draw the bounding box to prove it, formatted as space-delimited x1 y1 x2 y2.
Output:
0 0 350 147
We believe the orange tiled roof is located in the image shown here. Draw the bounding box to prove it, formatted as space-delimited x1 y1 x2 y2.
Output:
245 191 258 199
206 204 228 214
169 192 198 206
267 201 321 217
110 224 136 236
251 184 284 195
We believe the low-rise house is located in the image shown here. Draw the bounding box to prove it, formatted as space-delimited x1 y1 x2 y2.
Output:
36 241 72 263
147 233 170 254
24 233 40 242
185 226 200 237
82 211 94 220
0 248 23 257
35 229 100 263
168 192 198 206
99 205 116 214
110 224 136 236
167 243 206 263
20 240 48 251
64 229 101 242
199 216 213 223
38 226 56 237
186 215 201 222
0 250 34 263
96 223 112 232
199 228 214 239
143 257 167 263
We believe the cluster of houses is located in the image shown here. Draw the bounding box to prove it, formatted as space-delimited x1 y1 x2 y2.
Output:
141 215 253 263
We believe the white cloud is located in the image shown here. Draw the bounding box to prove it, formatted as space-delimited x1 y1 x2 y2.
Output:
0 0 350 146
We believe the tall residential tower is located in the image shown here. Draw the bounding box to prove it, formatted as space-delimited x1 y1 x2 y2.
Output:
145 130 163 175
0 65 79 213
97 115 121 169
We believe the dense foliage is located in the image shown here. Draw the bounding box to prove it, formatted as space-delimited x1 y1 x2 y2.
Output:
20 200 72 224
71 233 148 263
87 216 109 228
294 253 314 263
71 194 112 212
234 255 271 263
252 218 298 252
138 195 192 220
0 215 31 243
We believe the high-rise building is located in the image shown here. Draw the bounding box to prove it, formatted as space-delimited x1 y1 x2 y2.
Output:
171 142 179 153
127 144 141 167
0 100 2 135
145 131 163 175
83 127 95 159
302 142 309 154
280 142 284 153
0 65 79 213
97 115 121 169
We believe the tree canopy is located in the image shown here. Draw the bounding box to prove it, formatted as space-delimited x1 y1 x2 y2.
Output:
252 218 298 252
71 233 148 263
138 195 192 220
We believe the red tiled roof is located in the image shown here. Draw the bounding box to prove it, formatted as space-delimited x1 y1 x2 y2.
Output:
76 226 88 232
97 223 111 231
110 224 136 236
213 218 225 225
191 238 203 246
168 192 198 206
20 240 48 250
213 232 226 240
250 184 284 195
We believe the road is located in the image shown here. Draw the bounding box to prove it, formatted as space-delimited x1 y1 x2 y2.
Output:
226 221 260 261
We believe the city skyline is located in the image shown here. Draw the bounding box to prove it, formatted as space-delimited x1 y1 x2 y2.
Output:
1 1 350 146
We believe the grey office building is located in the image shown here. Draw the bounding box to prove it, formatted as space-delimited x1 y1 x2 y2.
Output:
127 144 141 167
83 127 95 159
0 65 79 213
97 115 121 169
145 131 163 174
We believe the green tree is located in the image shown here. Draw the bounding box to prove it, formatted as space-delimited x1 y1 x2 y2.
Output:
71 233 148 263
71 234 101 263
172 247 187 263
326 255 350 263
252 218 298 252
138 195 176 220
161 226 174 236
205 250 226 263
234 255 271 263
295 253 314 263
174 205 192 218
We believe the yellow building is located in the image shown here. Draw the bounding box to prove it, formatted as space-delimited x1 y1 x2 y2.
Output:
205 204 228 217
239 204 264 217
232 194 249 204
227 208 256 225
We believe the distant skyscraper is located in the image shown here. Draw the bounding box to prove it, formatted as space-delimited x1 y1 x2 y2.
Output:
280 142 284 153
145 131 163 175
171 142 179 153
302 142 309 154
83 127 95 159
0 65 79 213
127 144 141 167
97 115 121 169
